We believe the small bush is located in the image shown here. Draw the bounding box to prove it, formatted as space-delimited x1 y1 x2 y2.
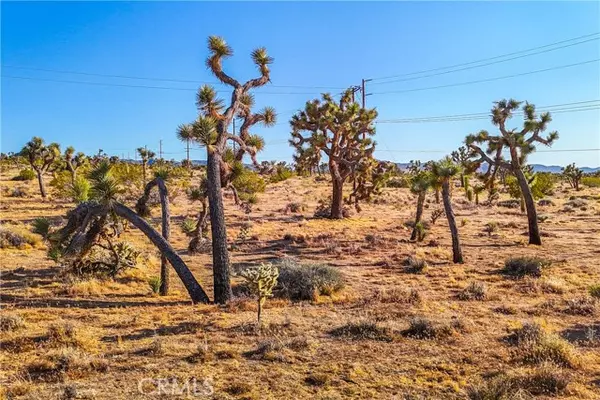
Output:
497 199 520 208
180 218 197 236
69 176 90 203
329 321 393 342
564 297 597 316
502 257 550 278
0 314 25 332
32 217 51 239
538 199 554 206
274 259 344 301
148 276 161 295
508 322 580 368
484 222 499 237
0 226 42 249
45 322 97 351
284 202 306 213
582 176 600 188
403 256 428 274
10 186 27 197
370 287 422 305
589 284 600 299
565 198 587 208
459 282 487 300
12 168 36 181
402 317 454 340
539 277 567 294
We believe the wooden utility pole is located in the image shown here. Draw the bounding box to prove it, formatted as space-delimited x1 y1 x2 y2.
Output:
361 78 372 108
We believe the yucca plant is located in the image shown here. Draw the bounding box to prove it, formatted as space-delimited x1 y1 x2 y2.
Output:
409 171 431 241
148 276 162 295
32 217 51 239
136 147 155 187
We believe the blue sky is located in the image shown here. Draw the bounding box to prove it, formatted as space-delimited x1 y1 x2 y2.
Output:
2 1 599 167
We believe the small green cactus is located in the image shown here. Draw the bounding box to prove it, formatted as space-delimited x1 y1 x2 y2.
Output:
240 263 279 325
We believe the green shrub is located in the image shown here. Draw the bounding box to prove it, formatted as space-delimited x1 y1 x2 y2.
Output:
502 257 550 278
270 165 294 183
32 217 51 239
273 259 344 301
582 176 600 188
70 176 90 203
589 284 600 299
12 168 36 181
180 218 197 237
148 276 161 294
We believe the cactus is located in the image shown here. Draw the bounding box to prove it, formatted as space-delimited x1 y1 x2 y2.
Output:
240 263 279 325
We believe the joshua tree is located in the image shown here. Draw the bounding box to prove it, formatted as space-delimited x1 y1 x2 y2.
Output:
176 124 194 168
20 137 61 198
473 184 485 205
451 146 472 188
562 163 583 191
187 177 210 254
431 157 464 263
135 168 172 296
409 171 431 241
50 161 210 303
466 99 558 245
64 146 88 183
137 147 156 186
180 36 275 304
290 89 378 218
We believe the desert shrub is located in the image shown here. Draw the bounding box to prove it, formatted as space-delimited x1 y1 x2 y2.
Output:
589 284 600 299
314 197 351 218
0 314 25 332
581 176 600 188
538 199 554 206
66 241 140 278
537 214 550 222
111 163 143 191
459 282 487 300
148 276 161 295
9 186 27 197
329 321 393 342
370 287 422 305
430 208 444 225
565 198 587 208
273 259 344 301
403 256 428 273
32 217 51 239
283 202 306 213
12 168 36 181
507 322 580 368
497 199 521 208
240 263 279 324
402 317 454 340
180 217 196 236
539 277 567 294
461 218 468 227
502 257 550 278
484 222 499 237
69 176 90 203
531 173 556 198
0 226 42 249
232 168 266 202
45 322 97 351
269 164 294 183
564 297 597 316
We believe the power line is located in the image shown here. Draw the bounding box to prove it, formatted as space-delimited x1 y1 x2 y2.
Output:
369 32 600 81
369 37 599 86
1 64 346 90
370 59 600 95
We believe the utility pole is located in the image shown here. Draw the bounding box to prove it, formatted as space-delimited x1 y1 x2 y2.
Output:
349 85 360 103
159 140 163 160
186 139 190 166
361 78 372 108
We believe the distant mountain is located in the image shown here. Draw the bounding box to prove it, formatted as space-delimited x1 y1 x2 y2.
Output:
392 162 599 174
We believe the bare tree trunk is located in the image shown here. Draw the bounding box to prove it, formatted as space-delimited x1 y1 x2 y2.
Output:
36 169 47 198
206 150 232 304
410 191 426 241
113 202 210 303
514 167 541 245
156 179 171 296
189 199 209 253
434 188 440 204
442 180 463 263
331 176 344 219
142 162 147 187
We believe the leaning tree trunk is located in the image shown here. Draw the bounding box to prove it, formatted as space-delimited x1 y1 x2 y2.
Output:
514 167 541 245
113 202 210 303
442 180 463 263
36 169 47 198
330 177 344 219
410 191 426 241
206 149 232 304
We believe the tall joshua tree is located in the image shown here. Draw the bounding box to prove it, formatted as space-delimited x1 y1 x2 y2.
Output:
451 146 471 188
176 124 194 168
137 147 156 186
20 137 61 198
64 146 88 183
431 157 464 264
562 163 583 191
466 99 558 245
290 89 378 219
135 168 172 296
183 36 275 304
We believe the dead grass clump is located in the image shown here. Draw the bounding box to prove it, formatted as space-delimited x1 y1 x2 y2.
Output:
243 336 310 362
402 317 454 340
403 256 428 274
186 340 214 364
25 347 108 382
45 322 98 351
225 382 253 396
458 282 488 300
539 277 567 294
283 202 306 214
502 257 550 278
370 287 422 305
507 322 580 368
563 296 597 316
329 321 393 342
590 284 600 299
274 259 345 301
0 226 42 249
305 373 330 387
0 313 25 332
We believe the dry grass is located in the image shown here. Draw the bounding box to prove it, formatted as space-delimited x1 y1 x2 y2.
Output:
0 170 599 398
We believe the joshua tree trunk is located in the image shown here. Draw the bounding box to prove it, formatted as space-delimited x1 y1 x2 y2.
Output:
142 162 147 187
331 176 344 219
189 198 209 253
410 191 426 241
442 180 463 263
113 202 210 303
156 179 171 296
206 149 232 304
434 188 440 204
514 167 541 245
35 168 47 198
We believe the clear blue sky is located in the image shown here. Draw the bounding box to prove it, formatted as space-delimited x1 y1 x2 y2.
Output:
2 1 599 167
